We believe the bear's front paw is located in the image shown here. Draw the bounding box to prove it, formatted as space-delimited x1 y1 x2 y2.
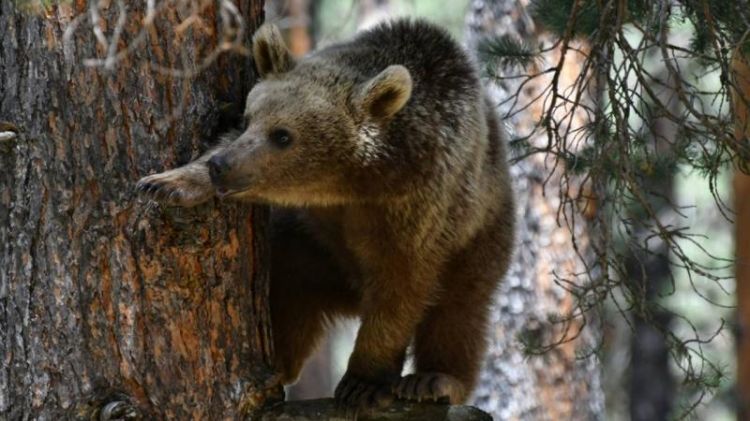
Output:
394 372 465 404
334 372 395 409
136 168 214 208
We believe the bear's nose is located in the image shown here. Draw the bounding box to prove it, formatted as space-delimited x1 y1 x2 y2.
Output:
207 154 229 183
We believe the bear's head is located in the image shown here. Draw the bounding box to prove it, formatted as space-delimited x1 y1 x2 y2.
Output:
207 23 413 206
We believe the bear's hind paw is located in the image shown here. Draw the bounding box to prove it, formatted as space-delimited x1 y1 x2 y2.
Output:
393 372 465 404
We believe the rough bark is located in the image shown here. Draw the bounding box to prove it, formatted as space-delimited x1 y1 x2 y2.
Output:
465 1 604 419
733 51 750 420
0 1 278 419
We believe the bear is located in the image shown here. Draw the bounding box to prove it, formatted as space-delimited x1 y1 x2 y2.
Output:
136 19 515 408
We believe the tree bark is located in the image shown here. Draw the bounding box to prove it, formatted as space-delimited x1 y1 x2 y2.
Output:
0 1 278 419
733 51 750 421
465 1 604 419
265 0 315 57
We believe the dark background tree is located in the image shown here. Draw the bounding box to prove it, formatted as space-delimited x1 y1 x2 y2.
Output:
625 67 679 421
734 51 750 420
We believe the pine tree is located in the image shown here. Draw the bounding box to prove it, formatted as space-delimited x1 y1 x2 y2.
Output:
472 0 749 417
466 1 604 418
0 1 278 418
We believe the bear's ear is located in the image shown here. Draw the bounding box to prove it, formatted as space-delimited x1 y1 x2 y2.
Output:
252 23 294 77
357 65 413 120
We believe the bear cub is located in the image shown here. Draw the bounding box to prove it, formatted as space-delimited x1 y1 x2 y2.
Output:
137 19 515 407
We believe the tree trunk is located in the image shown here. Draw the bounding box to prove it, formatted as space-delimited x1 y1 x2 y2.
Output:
733 51 750 421
265 0 315 57
285 0 313 56
0 1 278 419
465 1 604 419
626 69 677 421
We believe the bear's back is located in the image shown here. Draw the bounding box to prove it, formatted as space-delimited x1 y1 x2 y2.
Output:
296 19 504 204
319 19 481 113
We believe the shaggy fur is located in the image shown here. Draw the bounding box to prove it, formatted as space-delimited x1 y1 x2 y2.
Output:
137 19 515 407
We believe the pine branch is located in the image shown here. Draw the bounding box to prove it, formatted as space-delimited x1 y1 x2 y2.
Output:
477 35 540 70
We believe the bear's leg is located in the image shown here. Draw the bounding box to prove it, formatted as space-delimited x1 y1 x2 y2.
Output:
335 256 440 408
397 219 513 404
270 212 359 384
398 283 493 404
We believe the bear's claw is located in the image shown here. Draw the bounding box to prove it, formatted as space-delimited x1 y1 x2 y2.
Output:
334 372 394 409
136 168 214 207
393 372 465 404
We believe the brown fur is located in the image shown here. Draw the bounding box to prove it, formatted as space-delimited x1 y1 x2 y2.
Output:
136 19 515 407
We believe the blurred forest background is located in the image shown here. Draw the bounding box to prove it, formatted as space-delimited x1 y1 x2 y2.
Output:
264 1 738 420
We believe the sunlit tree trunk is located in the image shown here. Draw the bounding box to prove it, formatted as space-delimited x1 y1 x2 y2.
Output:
266 0 315 56
465 1 604 419
0 1 278 419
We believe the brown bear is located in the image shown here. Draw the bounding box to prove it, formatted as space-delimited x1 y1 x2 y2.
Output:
137 19 515 408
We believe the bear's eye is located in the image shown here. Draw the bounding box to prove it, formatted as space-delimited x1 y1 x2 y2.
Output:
268 127 293 148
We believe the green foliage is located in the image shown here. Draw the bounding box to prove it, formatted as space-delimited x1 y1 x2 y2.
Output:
477 35 540 71
530 0 749 53
517 326 545 357
529 0 653 38
680 0 750 54
529 0 600 37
